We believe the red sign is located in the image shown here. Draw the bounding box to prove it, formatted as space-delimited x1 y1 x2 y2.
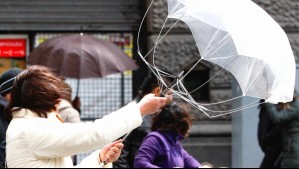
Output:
0 39 27 58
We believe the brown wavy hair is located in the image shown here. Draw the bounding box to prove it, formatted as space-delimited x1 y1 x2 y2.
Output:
151 102 192 137
5 65 65 120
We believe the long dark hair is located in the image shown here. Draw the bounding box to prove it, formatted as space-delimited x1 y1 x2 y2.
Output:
5 65 65 120
151 102 192 137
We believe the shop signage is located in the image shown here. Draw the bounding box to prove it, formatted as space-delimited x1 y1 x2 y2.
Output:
0 38 27 58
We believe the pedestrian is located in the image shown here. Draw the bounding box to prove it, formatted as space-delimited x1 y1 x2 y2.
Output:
134 101 204 168
0 68 23 168
58 81 82 165
257 99 282 168
58 81 81 123
113 73 172 168
264 90 299 168
4 65 167 168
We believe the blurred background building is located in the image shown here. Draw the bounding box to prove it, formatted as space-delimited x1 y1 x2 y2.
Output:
0 0 298 167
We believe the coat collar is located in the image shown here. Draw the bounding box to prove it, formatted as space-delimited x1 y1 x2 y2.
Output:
12 108 63 123
159 131 184 146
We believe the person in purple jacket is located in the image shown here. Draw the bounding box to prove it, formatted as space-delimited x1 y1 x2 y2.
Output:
134 101 203 168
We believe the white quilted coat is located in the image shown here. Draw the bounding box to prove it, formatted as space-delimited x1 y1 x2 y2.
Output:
6 102 142 168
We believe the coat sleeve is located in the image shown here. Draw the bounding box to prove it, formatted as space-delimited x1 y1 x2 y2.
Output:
25 102 142 158
265 100 299 124
134 135 160 168
181 148 201 168
257 106 282 152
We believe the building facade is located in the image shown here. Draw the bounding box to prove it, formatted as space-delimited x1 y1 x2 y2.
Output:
1 0 299 167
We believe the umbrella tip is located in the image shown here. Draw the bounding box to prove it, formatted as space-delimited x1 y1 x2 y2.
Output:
80 25 84 36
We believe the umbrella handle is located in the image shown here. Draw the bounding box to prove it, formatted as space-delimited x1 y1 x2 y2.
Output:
101 130 133 166
76 78 80 97
101 114 147 165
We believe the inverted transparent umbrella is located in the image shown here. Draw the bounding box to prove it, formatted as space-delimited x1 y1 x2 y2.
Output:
137 0 296 118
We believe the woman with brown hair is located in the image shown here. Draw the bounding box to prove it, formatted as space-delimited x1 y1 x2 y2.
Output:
114 73 173 168
134 102 204 168
4 65 167 168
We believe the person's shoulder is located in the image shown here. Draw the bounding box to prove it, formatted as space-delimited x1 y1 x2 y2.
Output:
142 131 163 145
147 130 161 136
146 131 166 141
58 100 80 113
144 131 171 150
58 99 73 109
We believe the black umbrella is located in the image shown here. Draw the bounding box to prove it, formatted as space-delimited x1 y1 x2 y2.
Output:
28 34 138 95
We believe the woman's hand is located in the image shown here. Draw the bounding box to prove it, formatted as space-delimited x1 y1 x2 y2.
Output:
99 139 124 164
137 94 167 116
165 91 173 105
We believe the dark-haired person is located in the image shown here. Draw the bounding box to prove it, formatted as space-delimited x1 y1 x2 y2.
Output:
4 65 167 168
114 74 172 168
257 99 282 168
0 68 23 168
264 90 299 168
134 102 204 168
